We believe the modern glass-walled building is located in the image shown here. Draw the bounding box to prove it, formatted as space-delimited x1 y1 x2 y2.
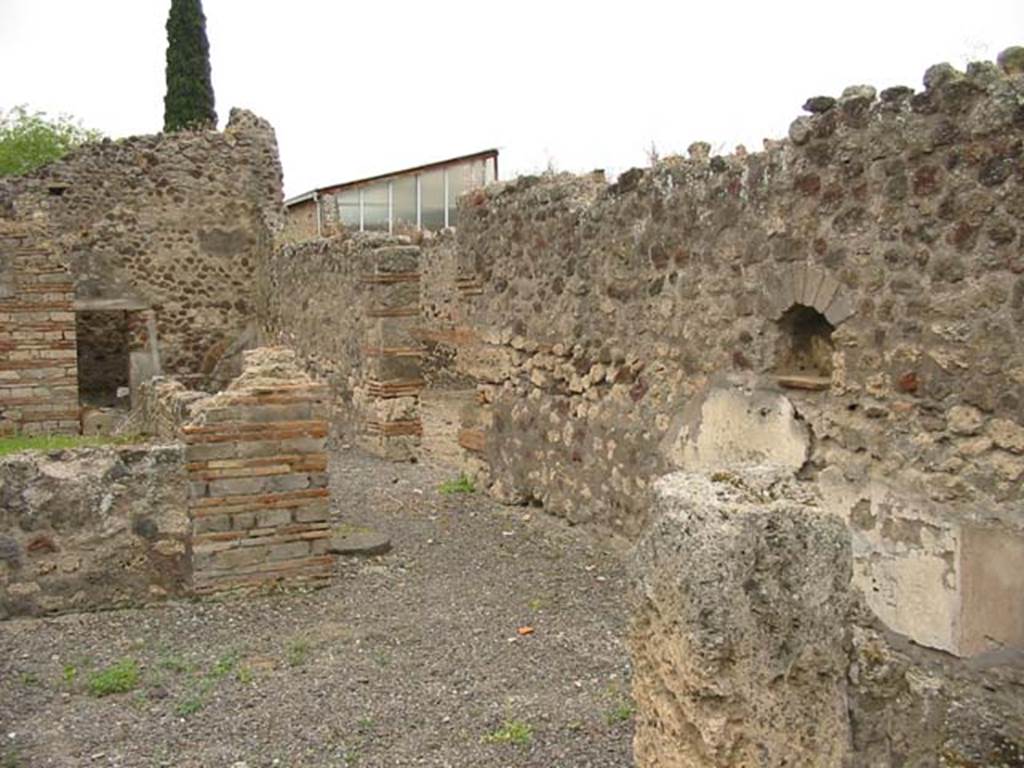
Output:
283 149 498 239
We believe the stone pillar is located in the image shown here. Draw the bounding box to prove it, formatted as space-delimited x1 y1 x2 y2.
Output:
630 467 853 768
184 347 334 593
359 245 423 460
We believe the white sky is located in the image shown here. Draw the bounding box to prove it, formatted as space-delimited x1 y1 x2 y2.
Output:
1 1 1021 198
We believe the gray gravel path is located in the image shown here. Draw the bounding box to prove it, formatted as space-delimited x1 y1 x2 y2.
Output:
0 449 634 767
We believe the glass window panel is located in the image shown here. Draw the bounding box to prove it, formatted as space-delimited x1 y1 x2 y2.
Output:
337 189 360 231
362 182 388 232
470 159 486 188
446 159 488 227
446 162 470 227
393 176 417 233
420 170 445 230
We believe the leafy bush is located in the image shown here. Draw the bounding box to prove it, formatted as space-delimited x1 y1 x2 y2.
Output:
0 105 101 177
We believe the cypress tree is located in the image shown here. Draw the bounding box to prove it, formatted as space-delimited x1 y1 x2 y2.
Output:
163 0 217 132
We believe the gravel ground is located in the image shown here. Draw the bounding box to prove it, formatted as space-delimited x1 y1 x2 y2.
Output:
0 449 635 767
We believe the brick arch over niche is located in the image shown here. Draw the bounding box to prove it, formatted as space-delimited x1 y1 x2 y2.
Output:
761 262 856 327
760 262 856 383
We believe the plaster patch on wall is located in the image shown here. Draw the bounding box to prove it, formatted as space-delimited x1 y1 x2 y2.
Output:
666 379 810 474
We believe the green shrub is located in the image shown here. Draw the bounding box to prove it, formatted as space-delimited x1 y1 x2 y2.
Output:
0 105 102 177
88 659 140 697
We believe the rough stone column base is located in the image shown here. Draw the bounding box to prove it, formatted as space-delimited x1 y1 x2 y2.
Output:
630 467 853 768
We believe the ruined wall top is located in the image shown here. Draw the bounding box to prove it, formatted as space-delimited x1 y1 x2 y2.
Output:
468 49 1023 221
0 108 285 377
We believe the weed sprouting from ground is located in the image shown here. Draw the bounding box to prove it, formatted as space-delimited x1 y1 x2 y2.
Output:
605 700 635 725
175 693 205 717
438 473 476 494
484 719 533 746
602 681 635 726
87 659 140 697
286 638 311 667
173 649 246 717
209 651 239 680
157 654 191 674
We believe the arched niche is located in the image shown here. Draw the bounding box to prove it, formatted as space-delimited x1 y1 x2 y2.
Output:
761 262 855 391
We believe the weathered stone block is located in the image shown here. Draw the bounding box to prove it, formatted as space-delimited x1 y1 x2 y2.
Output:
194 514 230 534
293 500 330 523
256 508 292 528
208 476 268 497
211 545 267 570
267 473 311 493
279 436 326 454
630 468 852 768
268 541 310 562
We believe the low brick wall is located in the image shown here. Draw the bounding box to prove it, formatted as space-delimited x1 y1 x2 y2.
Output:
181 348 334 593
0 218 78 435
0 443 189 618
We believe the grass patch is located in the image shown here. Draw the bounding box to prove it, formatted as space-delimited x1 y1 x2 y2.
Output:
18 672 39 687
173 649 248 717
484 719 533 746
286 638 311 667
87 659 140 697
175 693 205 717
438 473 476 494
157 654 191 675
0 433 142 458
209 651 239 681
605 700 635 725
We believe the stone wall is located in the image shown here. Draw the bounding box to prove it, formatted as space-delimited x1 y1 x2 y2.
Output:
183 348 334 593
0 108 283 379
430 52 1024 656
258 235 423 459
630 466 1024 768
0 443 189 617
0 217 78 434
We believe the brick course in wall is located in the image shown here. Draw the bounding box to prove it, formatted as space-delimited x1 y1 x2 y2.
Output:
0 218 78 434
